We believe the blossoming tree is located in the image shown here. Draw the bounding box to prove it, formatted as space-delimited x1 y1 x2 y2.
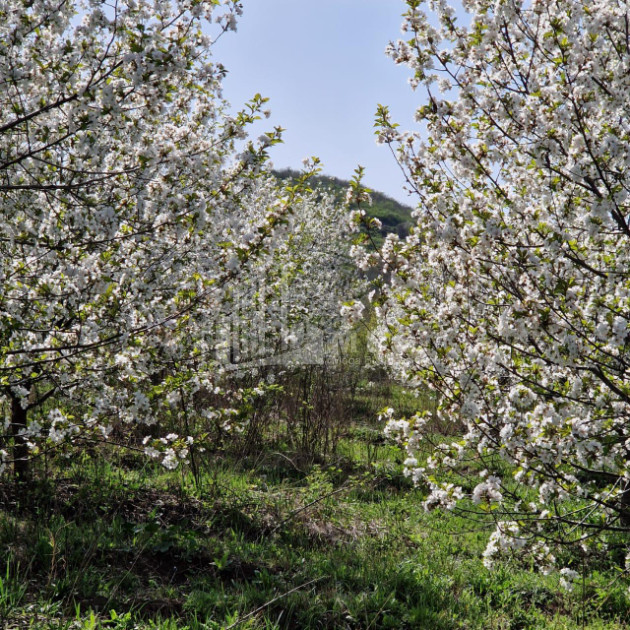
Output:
368 0 630 567
212 173 357 371
0 0 352 478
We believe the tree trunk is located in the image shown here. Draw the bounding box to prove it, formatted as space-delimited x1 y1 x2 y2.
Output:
10 395 29 480
618 475 630 528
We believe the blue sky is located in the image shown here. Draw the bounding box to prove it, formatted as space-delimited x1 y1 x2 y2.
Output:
213 0 421 205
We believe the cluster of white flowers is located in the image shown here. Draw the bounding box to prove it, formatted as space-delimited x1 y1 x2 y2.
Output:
423 482 464 511
362 0 630 565
559 568 581 592
0 0 355 475
482 522 527 569
142 433 192 469
340 300 365 325
471 475 502 506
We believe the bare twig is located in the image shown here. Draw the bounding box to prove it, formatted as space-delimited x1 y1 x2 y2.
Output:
224 577 325 629
269 485 350 536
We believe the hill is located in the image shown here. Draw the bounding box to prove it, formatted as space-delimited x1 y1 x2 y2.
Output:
273 168 415 247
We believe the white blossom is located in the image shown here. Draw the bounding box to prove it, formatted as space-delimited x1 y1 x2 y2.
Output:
363 0 630 564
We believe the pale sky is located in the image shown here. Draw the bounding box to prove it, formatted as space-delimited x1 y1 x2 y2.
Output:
213 0 421 205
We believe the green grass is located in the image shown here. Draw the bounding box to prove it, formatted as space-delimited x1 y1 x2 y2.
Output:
0 433 629 629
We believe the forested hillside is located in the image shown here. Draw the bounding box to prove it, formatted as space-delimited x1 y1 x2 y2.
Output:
274 168 414 246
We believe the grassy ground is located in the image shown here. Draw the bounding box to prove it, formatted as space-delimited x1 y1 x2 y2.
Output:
0 428 629 629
